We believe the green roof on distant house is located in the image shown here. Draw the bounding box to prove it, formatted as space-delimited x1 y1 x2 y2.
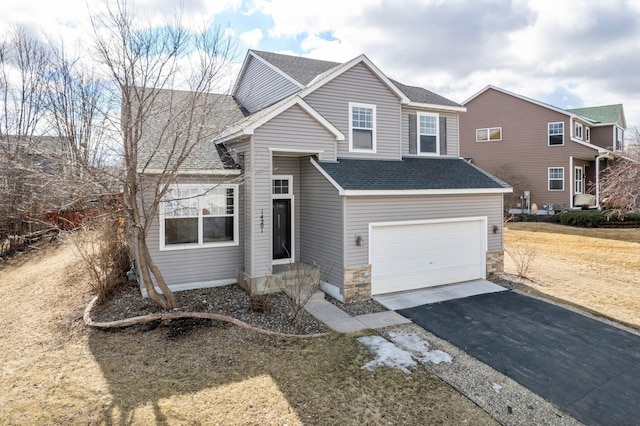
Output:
567 104 625 127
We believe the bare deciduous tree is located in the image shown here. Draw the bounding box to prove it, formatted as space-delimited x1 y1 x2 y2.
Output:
90 1 238 308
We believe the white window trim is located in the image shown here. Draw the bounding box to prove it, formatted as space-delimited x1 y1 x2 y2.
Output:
548 167 564 191
585 127 590 142
615 126 624 152
574 166 584 195
548 122 564 146
417 112 440 155
348 102 376 153
475 127 502 142
272 174 293 197
574 122 583 140
272 175 295 265
159 184 239 251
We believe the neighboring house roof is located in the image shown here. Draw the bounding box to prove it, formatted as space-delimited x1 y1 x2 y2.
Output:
312 157 511 195
566 104 626 128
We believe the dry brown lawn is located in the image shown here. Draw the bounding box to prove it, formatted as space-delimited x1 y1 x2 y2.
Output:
0 237 496 425
505 222 640 328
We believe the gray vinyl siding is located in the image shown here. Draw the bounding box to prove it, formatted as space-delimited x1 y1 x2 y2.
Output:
250 105 339 276
402 107 460 157
460 88 599 211
145 175 244 286
234 55 300 113
230 138 253 275
304 63 402 160
300 158 344 286
344 194 503 268
272 156 301 262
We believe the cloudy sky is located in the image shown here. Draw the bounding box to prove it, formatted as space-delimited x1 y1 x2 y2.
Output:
2 0 639 130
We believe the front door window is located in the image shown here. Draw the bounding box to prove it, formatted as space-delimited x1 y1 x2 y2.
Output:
272 175 293 262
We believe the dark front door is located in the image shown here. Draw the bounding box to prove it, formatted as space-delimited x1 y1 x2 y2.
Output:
273 199 291 260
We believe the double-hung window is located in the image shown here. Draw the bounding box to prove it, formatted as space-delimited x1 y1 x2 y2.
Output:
476 127 502 142
548 122 564 145
161 184 238 250
574 167 584 194
548 167 564 191
349 103 376 152
575 122 583 140
418 112 439 154
616 127 624 151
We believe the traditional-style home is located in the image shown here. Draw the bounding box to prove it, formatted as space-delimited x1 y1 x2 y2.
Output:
137 51 511 302
460 85 626 214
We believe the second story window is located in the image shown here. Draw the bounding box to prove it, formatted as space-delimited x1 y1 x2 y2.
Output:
349 103 376 152
585 127 590 142
476 127 502 142
575 122 583 140
616 127 624 151
548 122 564 146
418 112 439 154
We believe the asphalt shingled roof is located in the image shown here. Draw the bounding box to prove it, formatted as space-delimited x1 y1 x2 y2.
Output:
250 50 463 108
566 104 624 126
315 157 509 191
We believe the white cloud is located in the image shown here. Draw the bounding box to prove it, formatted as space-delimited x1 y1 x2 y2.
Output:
239 28 263 48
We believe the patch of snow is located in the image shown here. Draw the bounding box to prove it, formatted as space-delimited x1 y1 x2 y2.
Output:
492 382 502 393
388 332 453 365
357 336 416 374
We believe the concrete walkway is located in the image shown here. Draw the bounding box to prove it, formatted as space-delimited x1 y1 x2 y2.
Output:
304 279 505 332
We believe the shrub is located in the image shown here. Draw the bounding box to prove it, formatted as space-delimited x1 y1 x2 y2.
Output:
550 210 640 228
75 218 130 303
505 240 536 278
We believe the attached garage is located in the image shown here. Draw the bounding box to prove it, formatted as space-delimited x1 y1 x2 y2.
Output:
369 217 487 295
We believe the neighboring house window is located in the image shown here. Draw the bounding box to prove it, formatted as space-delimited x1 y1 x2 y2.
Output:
349 102 376 152
476 127 502 142
616 127 624 151
548 167 564 191
417 112 439 154
574 167 584 194
575 122 583 140
585 127 590 142
161 184 238 250
548 122 564 145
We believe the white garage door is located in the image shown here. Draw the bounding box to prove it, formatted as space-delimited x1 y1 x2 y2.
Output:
370 218 486 295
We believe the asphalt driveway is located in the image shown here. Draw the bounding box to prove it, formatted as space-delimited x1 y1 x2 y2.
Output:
398 291 640 426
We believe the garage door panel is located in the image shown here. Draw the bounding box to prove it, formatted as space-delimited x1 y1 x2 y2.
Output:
370 219 486 295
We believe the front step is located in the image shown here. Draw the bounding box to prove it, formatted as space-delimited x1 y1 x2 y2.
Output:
271 263 324 304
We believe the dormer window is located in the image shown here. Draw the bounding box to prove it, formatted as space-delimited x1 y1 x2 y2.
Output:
349 103 376 152
575 122 583 140
418 112 439 155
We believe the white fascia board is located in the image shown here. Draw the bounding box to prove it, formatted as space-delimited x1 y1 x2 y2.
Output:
140 169 242 176
217 96 345 143
406 102 467 113
343 187 513 196
464 85 572 118
247 50 305 90
300 54 411 104
310 157 346 195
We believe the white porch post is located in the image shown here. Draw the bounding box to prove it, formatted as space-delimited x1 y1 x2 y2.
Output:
569 156 574 209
